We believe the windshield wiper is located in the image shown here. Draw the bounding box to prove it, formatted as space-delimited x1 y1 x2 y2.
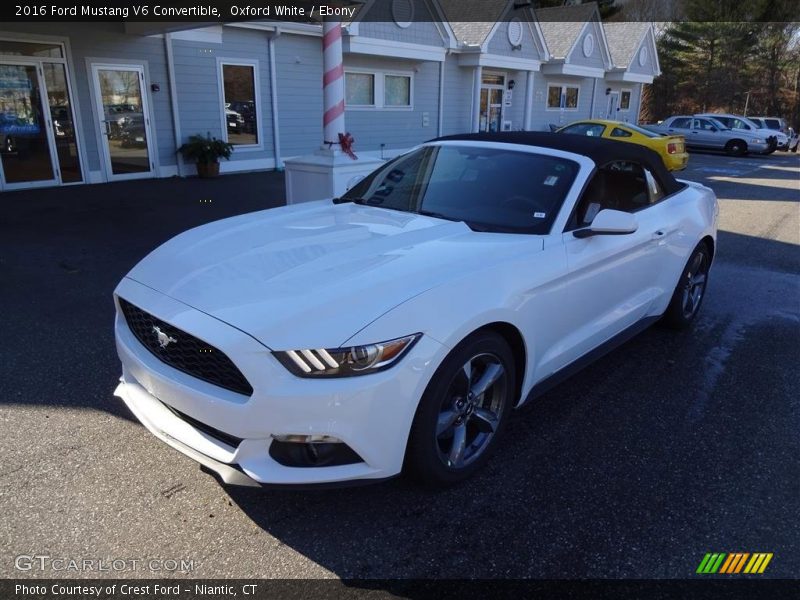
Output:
416 209 461 222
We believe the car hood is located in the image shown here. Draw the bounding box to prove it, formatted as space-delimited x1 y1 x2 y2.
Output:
125 200 537 349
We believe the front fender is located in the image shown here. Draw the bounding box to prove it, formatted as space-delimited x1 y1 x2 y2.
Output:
343 268 538 404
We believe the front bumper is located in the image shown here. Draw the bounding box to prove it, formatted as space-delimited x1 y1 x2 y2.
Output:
749 141 770 154
113 277 446 486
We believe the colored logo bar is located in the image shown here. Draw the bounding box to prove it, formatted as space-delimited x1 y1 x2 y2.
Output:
697 553 773 574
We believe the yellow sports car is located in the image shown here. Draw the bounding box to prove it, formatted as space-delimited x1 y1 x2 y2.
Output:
556 119 689 171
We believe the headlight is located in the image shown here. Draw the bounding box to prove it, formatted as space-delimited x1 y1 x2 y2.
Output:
274 334 421 378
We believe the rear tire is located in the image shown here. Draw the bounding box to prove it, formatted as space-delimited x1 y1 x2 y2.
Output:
663 243 711 330
725 140 747 156
405 330 515 487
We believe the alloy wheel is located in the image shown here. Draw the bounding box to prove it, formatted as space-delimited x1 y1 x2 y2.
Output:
682 251 708 319
435 353 508 469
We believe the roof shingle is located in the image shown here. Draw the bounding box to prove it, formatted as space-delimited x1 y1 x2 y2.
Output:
438 0 509 46
535 3 597 59
603 22 650 68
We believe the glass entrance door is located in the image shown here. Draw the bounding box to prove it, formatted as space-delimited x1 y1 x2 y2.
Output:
479 88 504 133
91 64 154 180
0 62 59 188
479 72 505 133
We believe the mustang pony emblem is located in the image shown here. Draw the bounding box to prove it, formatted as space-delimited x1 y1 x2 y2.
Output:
152 325 177 349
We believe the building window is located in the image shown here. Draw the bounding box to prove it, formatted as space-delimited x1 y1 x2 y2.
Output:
482 73 505 86
384 75 411 107
345 72 375 106
219 61 259 147
345 70 413 110
620 90 632 111
547 84 579 110
0 39 63 58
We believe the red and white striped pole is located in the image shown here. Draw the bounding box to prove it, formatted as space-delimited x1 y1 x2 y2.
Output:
322 19 345 148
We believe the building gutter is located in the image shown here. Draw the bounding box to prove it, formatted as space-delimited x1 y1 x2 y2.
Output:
268 29 283 170
438 59 445 137
164 32 183 176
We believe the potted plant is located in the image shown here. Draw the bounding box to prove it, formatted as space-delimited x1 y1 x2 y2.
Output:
177 133 234 178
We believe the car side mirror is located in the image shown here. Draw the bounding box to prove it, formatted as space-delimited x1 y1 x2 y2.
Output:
573 209 638 239
710 127 718 132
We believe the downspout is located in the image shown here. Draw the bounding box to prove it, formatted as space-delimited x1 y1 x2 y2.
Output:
590 76 597 119
437 58 445 137
524 70 534 130
164 33 183 176
268 29 283 170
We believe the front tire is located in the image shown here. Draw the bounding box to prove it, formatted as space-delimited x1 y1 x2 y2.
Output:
405 330 516 487
663 243 711 330
725 140 747 156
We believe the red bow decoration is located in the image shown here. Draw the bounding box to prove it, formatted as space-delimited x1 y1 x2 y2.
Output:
338 132 357 160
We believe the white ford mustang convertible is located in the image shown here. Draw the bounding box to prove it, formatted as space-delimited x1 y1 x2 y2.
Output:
114 132 718 487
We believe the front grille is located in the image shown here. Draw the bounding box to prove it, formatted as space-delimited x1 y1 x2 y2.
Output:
119 297 254 396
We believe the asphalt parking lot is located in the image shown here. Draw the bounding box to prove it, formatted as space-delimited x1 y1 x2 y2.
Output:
1 150 798 580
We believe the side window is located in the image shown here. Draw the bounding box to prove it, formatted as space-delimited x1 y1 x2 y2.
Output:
695 119 716 131
570 161 650 230
561 123 606 137
611 127 632 138
670 118 691 129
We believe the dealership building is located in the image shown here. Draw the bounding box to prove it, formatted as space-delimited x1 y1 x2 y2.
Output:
0 0 659 192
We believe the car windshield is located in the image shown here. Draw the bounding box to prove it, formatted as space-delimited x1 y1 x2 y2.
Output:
339 145 580 234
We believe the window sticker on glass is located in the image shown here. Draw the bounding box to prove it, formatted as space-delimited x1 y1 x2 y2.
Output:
544 175 558 186
533 212 546 219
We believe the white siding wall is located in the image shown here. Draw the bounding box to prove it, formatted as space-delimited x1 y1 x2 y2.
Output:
343 54 441 152
274 33 324 158
530 73 597 130
441 60 474 136
356 0 445 45
173 27 275 167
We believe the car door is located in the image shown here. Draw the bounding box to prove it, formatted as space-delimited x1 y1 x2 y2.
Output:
687 118 718 149
536 162 668 379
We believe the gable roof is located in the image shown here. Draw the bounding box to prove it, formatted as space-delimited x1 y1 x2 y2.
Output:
603 22 650 68
535 3 597 59
438 0 509 46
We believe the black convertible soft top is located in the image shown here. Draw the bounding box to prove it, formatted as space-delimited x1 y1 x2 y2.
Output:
431 131 684 196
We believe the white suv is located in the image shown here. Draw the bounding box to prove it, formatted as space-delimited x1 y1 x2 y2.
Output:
750 117 791 150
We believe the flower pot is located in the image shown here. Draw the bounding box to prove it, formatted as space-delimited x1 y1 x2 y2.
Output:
196 161 220 178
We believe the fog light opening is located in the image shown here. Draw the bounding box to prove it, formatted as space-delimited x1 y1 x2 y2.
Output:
269 435 363 468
